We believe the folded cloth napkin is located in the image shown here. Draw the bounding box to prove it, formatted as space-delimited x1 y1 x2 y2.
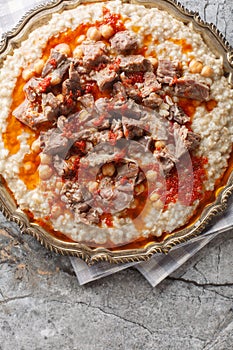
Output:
1 0 233 287
70 197 233 286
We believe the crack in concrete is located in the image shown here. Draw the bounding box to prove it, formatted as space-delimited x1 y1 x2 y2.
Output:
203 0 209 22
79 301 153 336
202 307 233 350
207 289 233 301
49 298 153 336
167 276 233 288
193 262 208 283
0 293 32 306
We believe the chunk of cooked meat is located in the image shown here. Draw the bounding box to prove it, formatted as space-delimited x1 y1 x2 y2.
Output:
122 116 147 139
42 92 62 121
42 49 68 78
141 72 162 98
40 129 71 157
93 65 118 91
62 63 81 96
119 55 153 72
168 104 190 124
79 94 95 112
142 92 163 108
13 100 48 129
110 30 138 53
23 77 45 101
157 59 181 84
174 78 210 101
82 41 109 67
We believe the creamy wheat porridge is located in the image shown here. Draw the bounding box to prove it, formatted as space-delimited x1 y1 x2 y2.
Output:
0 0 232 246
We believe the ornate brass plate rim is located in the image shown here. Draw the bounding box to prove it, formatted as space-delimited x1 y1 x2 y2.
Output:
0 0 232 265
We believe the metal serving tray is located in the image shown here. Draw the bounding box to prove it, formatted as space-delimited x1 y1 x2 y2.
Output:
0 0 232 264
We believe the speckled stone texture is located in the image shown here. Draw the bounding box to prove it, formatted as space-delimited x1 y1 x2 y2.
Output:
0 1 233 349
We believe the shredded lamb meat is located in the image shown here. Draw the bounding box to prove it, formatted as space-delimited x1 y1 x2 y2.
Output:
12 27 210 226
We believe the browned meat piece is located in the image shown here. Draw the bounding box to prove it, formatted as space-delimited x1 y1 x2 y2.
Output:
13 100 48 129
93 66 118 91
107 98 145 120
119 72 141 101
113 81 127 99
125 86 141 102
53 155 68 177
42 49 66 77
122 116 146 139
156 151 175 174
79 94 95 112
78 208 100 225
95 97 109 115
110 30 138 53
42 49 70 80
119 55 153 72
157 60 181 84
62 63 81 96
117 161 139 179
141 72 162 98
98 177 114 200
76 202 90 213
42 92 62 121
171 123 201 158
174 123 200 152
82 41 109 67
135 170 146 185
174 78 210 101
110 119 123 133
40 129 70 157
142 92 163 108
23 77 44 101
168 104 190 124
137 135 154 152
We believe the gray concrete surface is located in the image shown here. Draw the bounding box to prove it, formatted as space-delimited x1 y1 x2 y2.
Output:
0 1 233 349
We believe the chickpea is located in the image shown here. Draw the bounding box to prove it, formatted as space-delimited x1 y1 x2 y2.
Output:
54 43 71 56
88 181 99 193
22 68 34 81
102 163 115 177
56 181 64 191
34 59 44 75
155 140 165 150
147 57 158 68
135 183 145 194
201 65 214 77
100 24 114 39
56 94 64 103
73 46 83 59
150 192 160 202
152 199 163 210
189 59 203 74
31 139 41 152
86 27 101 41
146 170 157 182
76 34 86 45
40 153 52 165
50 72 62 86
39 165 53 180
